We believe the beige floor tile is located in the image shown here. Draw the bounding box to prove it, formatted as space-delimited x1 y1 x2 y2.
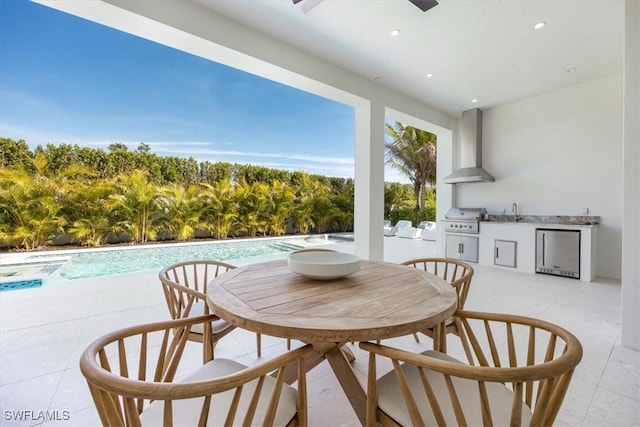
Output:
582 386 640 426
1 239 638 426
0 371 63 427
598 343 640 402
1 339 76 385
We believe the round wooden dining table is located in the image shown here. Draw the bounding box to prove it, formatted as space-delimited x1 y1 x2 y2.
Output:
206 258 457 425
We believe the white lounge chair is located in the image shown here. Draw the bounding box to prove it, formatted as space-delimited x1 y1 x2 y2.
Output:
385 227 398 236
384 220 412 236
416 221 429 230
398 226 422 239
383 220 393 235
395 220 412 229
419 221 438 241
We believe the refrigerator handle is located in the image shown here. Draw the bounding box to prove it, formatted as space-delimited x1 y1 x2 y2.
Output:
542 233 546 266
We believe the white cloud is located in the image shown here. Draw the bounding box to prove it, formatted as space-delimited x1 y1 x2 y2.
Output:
155 146 354 165
1 123 78 147
1 129 408 182
385 168 411 184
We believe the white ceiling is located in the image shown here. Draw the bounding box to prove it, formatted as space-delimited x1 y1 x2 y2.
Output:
193 0 624 116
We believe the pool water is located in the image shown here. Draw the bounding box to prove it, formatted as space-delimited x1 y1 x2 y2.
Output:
0 278 43 292
25 235 344 280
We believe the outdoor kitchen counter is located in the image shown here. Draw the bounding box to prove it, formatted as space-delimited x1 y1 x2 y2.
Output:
477 220 598 282
485 214 600 226
482 221 598 229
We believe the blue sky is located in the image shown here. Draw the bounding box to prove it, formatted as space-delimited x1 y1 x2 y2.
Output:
0 0 378 180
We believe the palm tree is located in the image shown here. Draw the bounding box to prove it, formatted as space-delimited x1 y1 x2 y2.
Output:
159 183 202 241
200 180 237 239
310 183 335 233
266 180 295 236
235 179 270 237
107 170 163 243
331 180 355 232
67 180 113 246
385 122 437 210
0 158 66 249
292 173 317 234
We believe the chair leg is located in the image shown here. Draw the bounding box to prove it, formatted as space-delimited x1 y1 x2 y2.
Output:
287 338 291 350
208 339 217 362
412 332 421 343
256 333 262 358
432 322 448 353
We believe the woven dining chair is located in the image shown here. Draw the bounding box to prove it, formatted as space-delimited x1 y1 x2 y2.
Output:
401 257 474 350
359 310 583 427
80 314 314 427
159 260 264 358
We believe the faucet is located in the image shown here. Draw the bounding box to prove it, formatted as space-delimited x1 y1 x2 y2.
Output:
512 203 518 222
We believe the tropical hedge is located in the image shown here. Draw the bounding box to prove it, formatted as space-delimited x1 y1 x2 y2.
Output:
0 137 433 250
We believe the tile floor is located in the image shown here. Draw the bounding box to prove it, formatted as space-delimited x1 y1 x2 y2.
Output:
0 238 638 426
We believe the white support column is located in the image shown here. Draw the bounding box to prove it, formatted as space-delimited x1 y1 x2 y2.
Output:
436 125 455 256
354 101 385 261
621 0 640 350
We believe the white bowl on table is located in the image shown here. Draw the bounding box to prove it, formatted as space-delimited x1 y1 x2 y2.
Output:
287 251 361 280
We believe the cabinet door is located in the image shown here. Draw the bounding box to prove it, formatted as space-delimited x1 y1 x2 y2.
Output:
495 239 517 267
459 236 479 263
445 235 461 259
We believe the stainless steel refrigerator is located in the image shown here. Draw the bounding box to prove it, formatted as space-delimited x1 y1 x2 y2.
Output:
535 229 580 279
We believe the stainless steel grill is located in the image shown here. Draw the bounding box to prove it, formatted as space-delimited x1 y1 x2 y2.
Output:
442 208 487 234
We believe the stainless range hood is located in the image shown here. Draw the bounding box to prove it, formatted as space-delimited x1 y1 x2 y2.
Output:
443 108 495 184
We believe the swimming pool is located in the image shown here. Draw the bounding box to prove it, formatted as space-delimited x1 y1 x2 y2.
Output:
12 235 349 281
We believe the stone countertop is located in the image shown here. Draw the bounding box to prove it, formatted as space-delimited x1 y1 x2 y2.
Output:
484 215 600 226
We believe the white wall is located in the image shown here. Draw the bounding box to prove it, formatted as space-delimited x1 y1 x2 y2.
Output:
455 74 623 279
621 0 640 349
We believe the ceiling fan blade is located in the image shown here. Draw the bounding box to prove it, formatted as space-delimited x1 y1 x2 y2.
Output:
408 0 439 12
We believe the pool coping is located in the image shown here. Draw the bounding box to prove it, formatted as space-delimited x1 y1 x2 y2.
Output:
0 233 350 259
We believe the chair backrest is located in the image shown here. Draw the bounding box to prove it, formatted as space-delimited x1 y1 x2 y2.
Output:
417 221 437 230
395 220 412 229
360 310 583 427
402 257 474 309
397 226 421 239
80 315 313 427
385 226 399 236
159 260 236 321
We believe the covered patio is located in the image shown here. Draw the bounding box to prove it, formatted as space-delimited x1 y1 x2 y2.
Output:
1 0 638 424
31 0 639 352
0 238 635 426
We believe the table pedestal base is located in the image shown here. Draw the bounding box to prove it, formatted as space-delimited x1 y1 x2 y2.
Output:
277 342 366 425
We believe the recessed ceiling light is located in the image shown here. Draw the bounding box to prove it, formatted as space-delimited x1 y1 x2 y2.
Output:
471 99 478 103
567 67 577 73
390 29 401 36
534 21 546 30
426 73 434 78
